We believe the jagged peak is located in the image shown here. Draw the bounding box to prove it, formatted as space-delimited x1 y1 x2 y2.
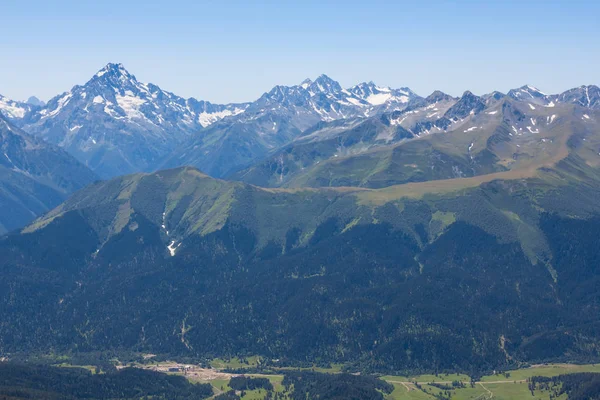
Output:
349 81 390 97
426 90 454 103
309 74 342 93
508 85 547 99
460 90 480 100
484 91 506 102
300 78 313 89
313 73 336 83
524 84 546 94
91 62 136 83
26 96 45 107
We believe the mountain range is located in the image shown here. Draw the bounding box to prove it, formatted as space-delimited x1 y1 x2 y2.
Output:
229 91 595 188
1 64 598 183
2 64 600 373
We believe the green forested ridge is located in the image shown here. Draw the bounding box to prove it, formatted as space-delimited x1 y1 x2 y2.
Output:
1 158 600 374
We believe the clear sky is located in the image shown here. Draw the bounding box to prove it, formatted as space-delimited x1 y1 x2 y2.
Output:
0 0 598 103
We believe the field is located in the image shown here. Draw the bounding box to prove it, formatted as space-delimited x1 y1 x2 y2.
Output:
124 360 600 399
382 364 600 400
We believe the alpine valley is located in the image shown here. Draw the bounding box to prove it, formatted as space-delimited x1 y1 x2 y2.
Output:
2 63 600 377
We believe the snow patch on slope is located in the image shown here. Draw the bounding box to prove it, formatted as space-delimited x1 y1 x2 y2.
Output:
366 93 392 105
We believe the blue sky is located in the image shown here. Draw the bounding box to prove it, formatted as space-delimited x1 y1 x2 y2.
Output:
0 0 598 103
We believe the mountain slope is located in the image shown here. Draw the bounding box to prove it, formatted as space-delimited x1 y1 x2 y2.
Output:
0 114 98 234
231 95 596 189
4 145 600 371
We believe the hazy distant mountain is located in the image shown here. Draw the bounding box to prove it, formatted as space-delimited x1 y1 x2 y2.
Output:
26 96 45 107
0 114 97 234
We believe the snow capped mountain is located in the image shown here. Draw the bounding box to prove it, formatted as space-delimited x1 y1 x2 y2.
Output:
160 74 425 177
36 63 246 131
425 90 457 104
26 96 45 107
508 85 551 106
506 85 600 110
243 75 420 129
307 74 343 96
348 81 418 110
0 94 36 122
554 85 600 109
444 91 486 121
3 61 598 182
382 90 489 137
21 63 249 178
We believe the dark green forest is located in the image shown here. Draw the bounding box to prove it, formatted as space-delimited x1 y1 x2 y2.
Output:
2 211 600 374
2 167 600 375
281 372 394 400
529 373 600 400
0 363 213 399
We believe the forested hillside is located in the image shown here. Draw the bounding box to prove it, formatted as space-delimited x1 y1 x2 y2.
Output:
1 158 600 373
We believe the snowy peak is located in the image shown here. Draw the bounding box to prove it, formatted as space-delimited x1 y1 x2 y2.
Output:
508 85 547 99
307 74 342 95
555 85 600 109
94 62 134 80
508 85 550 106
37 62 246 131
444 91 485 120
0 94 32 121
300 78 313 89
425 90 456 104
246 75 421 131
84 63 141 95
349 81 416 106
23 63 250 178
349 81 387 100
